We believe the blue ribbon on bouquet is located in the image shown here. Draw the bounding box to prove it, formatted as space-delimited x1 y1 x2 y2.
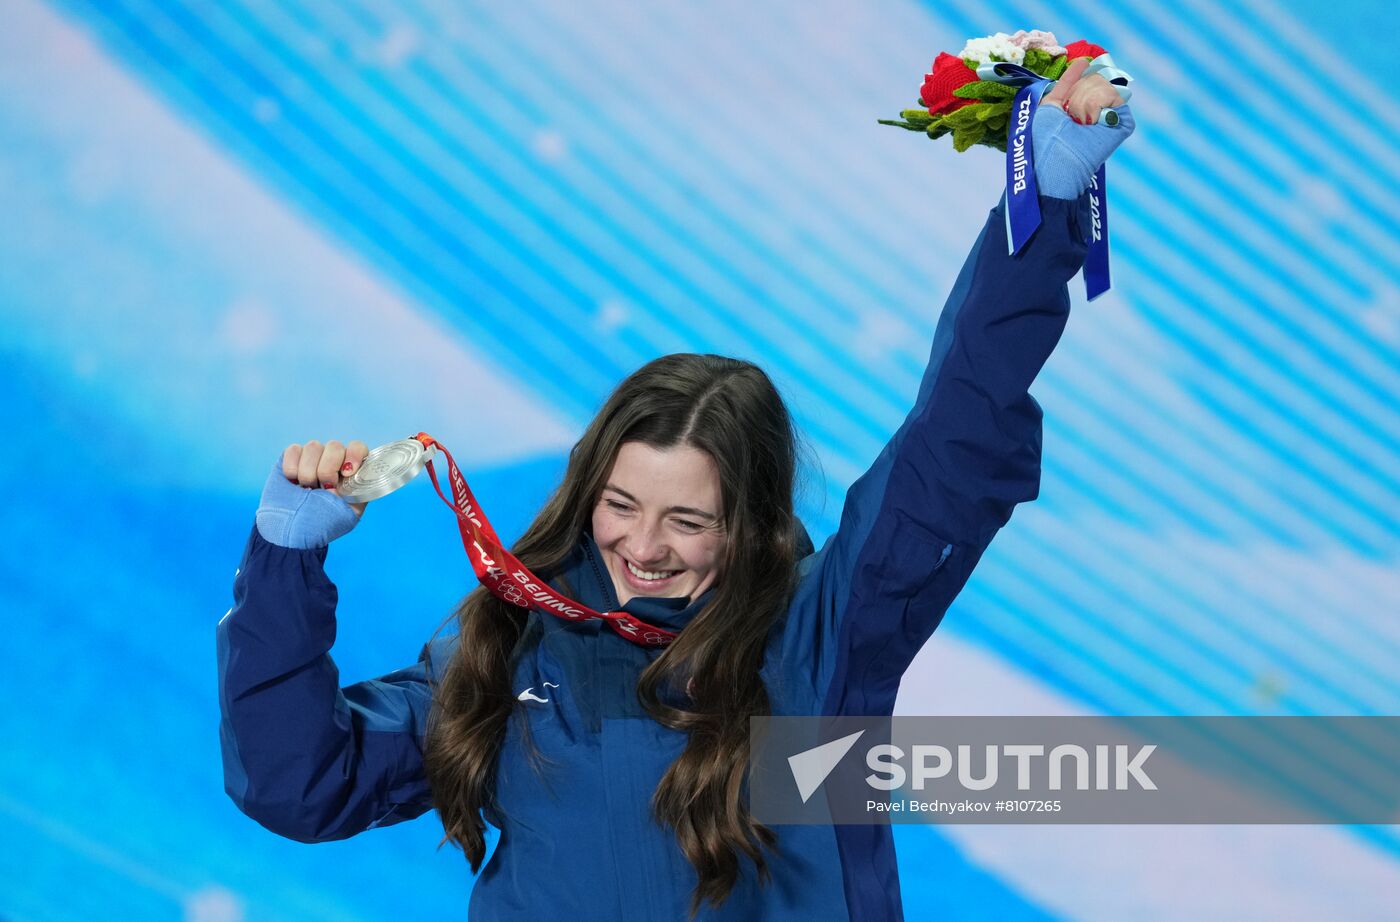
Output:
977 57 1127 301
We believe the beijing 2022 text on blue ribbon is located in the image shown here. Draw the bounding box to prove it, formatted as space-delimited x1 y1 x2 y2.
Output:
978 58 1129 301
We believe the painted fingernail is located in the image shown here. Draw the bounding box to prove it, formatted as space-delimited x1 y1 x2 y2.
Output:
341 462 353 473
322 482 334 490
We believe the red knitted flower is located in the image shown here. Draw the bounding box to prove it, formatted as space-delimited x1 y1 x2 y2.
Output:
920 52 979 116
1063 39 1108 60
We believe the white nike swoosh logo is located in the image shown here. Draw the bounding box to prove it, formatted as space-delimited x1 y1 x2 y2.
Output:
517 682 560 704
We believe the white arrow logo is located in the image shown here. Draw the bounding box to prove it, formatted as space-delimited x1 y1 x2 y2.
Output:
788 730 865 803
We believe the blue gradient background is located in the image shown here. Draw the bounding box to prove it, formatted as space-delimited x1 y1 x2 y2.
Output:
2 1 1398 919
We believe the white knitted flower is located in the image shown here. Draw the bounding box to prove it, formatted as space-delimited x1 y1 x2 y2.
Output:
1007 29 1067 56
958 33 1026 66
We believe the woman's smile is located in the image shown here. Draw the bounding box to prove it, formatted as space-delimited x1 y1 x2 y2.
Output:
623 557 682 585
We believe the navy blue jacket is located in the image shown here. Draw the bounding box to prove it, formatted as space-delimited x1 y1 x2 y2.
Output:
218 194 1090 920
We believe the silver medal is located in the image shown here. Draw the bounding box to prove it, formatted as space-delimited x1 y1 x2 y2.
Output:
336 438 435 503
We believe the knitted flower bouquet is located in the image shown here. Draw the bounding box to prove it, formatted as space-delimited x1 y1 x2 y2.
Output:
880 31 1108 152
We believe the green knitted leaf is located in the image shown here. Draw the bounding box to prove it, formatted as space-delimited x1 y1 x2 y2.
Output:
975 100 1013 121
952 80 1017 100
898 109 935 128
1023 48 1053 74
926 121 953 140
962 102 995 122
952 122 986 152
1044 56 1070 81
986 115 1009 131
876 118 925 131
940 106 983 129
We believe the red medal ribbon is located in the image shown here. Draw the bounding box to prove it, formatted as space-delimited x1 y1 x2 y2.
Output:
414 433 679 647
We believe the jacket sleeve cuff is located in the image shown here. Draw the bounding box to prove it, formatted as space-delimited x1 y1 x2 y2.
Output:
255 461 360 549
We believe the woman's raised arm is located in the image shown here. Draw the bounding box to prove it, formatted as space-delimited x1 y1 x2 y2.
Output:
217 446 444 842
779 70 1133 710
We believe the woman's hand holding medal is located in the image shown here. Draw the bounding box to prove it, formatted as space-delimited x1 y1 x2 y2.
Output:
253 438 369 550
281 439 370 516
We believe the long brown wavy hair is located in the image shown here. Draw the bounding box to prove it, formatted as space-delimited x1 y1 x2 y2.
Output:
423 353 803 914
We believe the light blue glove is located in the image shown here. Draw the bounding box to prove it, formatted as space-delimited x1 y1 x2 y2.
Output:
255 461 361 549
1032 102 1135 200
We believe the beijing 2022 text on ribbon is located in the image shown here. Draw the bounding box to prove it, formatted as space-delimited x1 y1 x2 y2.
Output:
979 54 1132 301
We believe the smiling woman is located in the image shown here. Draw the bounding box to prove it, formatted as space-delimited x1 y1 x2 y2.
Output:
419 353 812 916
216 64 1135 922
594 442 727 605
